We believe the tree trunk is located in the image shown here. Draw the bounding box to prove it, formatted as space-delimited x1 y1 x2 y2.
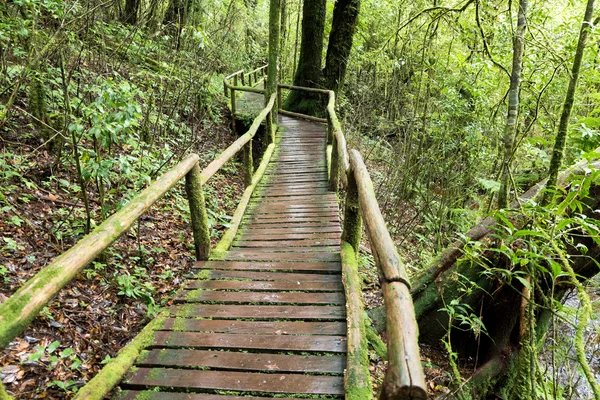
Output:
323 0 361 93
497 0 528 209
122 0 140 25
164 0 192 49
267 0 281 117
543 0 596 204
284 0 326 114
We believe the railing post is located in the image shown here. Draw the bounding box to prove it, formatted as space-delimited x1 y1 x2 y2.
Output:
329 136 339 193
265 109 273 144
243 138 253 187
254 71 258 83
185 163 211 261
341 167 361 252
241 72 245 86
231 75 237 117
327 114 333 145
277 85 282 112
223 79 228 97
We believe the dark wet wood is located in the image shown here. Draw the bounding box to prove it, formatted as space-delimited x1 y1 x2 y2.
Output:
185 280 343 291
118 392 280 400
123 368 345 395
161 319 347 334
114 115 347 399
152 332 347 352
177 290 345 304
170 304 346 320
194 260 341 271
191 270 341 282
137 349 346 373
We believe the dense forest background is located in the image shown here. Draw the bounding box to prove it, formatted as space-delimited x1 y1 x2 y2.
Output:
1 0 600 398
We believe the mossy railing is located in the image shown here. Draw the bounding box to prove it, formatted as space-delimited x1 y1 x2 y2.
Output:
277 84 427 399
0 92 277 389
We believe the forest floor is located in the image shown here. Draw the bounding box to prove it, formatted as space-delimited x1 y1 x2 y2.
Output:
0 107 244 398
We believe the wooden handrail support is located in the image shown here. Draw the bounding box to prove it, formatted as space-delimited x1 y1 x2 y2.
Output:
345 150 427 399
0 93 277 351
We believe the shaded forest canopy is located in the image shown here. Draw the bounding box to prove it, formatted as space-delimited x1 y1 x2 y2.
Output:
1 0 600 398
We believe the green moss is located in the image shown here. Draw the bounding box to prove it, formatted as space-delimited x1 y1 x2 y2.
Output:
194 270 211 280
185 289 203 301
171 318 186 332
365 319 387 360
73 312 167 400
0 382 14 400
340 241 373 400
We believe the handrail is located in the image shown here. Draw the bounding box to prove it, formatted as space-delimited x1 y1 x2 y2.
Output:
347 150 425 398
0 92 278 350
277 82 427 398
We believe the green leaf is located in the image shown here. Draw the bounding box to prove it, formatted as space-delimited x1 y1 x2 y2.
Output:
47 340 60 354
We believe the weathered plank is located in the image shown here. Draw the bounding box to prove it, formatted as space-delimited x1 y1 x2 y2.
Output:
177 290 345 304
152 331 347 352
185 280 343 291
170 304 346 320
161 319 347 335
193 260 341 271
123 368 345 395
137 349 346 373
223 251 340 262
193 270 341 282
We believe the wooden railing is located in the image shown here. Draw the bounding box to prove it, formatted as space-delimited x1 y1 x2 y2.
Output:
0 93 277 354
277 84 427 399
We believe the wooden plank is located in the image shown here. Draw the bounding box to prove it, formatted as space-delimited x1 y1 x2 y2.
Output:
192 270 341 282
233 239 340 248
117 392 280 400
248 206 338 214
243 217 339 224
229 246 340 253
161 319 347 335
124 368 345 395
224 251 340 262
242 226 340 234
177 290 345 304
137 349 346 373
170 304 346 320
240 222 339 230
194 260 341 271
185 280 343 291
239 232 341 241
152 332 347 353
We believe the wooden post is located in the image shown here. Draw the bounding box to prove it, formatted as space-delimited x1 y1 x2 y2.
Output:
241 73 245 86
243 138 253 187
265 109 273 144
223 79 228 97
277 85 282 112
329 136 339 192
254 71 258 83
342 167 361 252
185 163 211 261
327 113 333 145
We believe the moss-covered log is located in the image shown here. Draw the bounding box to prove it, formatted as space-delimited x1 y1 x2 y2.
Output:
340 241 372 400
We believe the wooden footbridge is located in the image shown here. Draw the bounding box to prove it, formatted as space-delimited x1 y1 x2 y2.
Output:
0 66 426 399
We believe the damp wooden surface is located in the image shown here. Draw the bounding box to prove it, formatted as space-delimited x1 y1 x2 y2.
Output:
115 115 346 398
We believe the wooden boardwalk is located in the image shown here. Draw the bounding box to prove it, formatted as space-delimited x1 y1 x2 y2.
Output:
117 116 347 398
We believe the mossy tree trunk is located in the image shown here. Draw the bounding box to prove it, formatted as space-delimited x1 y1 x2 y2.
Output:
164 0 192 49
284 0 326 114
543 0 596 204
121 0 140 25
267 0 281 118
323 0 361 93
497 0 528 209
